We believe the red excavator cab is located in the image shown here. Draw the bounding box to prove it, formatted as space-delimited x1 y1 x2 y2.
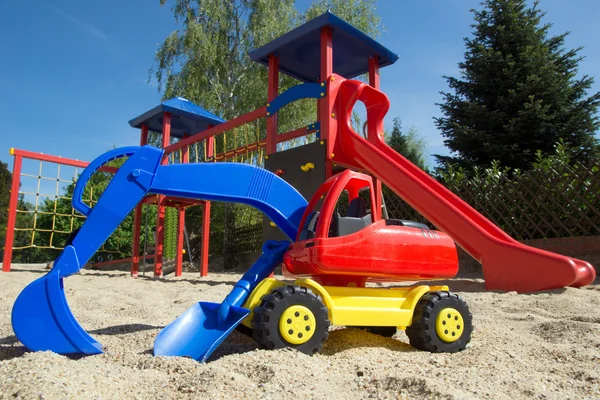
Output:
283 169 459 287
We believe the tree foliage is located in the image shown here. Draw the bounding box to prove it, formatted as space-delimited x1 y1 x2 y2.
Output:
0 162 10 249
385 117 428 171
435 0 600 173
435 141 600 239
153 0 381 121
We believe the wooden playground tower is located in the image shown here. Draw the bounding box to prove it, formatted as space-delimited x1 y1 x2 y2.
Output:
3 12 399 276
128 98 226 277
128 12 399 276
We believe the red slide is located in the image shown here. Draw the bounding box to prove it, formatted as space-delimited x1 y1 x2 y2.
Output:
334 78 596 292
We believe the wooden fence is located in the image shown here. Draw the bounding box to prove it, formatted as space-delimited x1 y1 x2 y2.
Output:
384 161 600 240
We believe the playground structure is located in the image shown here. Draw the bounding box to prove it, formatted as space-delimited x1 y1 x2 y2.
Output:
8 12 597 362
2 96 271 276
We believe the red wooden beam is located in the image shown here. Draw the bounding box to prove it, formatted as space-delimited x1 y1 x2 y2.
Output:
2 152 23 272
154 112 171 277
164 107 268 155
319 26 334 178
131 124 149 277
200 135 213 277
176 206 185 277
368 57 383 217
182 135 190 162
206 135 215 159
160 115 171 161
266 55 279 155
266 53 281 279
175 133 190 277
201 202 210 277
201 133 214 277
368 56 380 90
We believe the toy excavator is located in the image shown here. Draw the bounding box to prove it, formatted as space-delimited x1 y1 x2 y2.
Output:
11 76 596 363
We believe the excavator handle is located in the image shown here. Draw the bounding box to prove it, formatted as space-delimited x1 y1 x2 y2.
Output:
339 79 390 147
72 146 142 217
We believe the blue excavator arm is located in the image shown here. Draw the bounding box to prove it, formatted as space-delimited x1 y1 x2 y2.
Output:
11 145 307 356
66 145 306 275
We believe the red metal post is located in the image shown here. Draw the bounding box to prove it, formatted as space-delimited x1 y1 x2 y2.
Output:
266 55 279 155
176 207 185 276
368 57 383 218
206 129 215 158
319 27 334 178
2 151 23 272
201 201 210 277
265 58 281 275
131 124 149 277
175 134 190 277
154 112 171 277
200 135 214 277
368 56 380 89
154 207 166 278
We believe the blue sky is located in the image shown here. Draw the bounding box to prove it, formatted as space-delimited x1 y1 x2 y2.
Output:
1 0 599 174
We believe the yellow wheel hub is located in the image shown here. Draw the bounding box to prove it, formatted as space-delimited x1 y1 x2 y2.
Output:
436 307 464 343
279 305 316 345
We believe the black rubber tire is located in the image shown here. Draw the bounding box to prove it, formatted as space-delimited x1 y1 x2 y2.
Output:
252 285 330 355
406 291 472 353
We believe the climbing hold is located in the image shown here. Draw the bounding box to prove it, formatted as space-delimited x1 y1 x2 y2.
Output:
300 163 315 172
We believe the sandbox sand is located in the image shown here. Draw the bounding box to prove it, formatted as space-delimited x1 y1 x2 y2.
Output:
1 265 599 399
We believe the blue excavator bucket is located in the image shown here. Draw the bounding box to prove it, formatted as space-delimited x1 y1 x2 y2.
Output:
154 302 250 362
11 146 161 356
154 240 289 362
11 247 102 354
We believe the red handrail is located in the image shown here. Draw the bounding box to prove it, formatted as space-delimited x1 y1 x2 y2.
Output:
10 148 119 173
164 107 268 155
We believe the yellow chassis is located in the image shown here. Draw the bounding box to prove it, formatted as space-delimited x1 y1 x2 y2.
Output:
241 278 448 330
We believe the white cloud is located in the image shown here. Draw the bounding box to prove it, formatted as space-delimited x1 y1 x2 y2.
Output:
45 3 108 40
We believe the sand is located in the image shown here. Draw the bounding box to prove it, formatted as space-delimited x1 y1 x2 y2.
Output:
1 265 599 399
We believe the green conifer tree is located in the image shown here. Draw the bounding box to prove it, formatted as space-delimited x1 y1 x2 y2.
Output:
435 0 600 172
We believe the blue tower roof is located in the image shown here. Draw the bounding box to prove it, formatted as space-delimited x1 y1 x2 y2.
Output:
129 97 225 138
249 11 399 83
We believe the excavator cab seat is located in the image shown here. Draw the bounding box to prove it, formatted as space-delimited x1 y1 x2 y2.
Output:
298 199 430 241
330 197 372 237
346 197 367 218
